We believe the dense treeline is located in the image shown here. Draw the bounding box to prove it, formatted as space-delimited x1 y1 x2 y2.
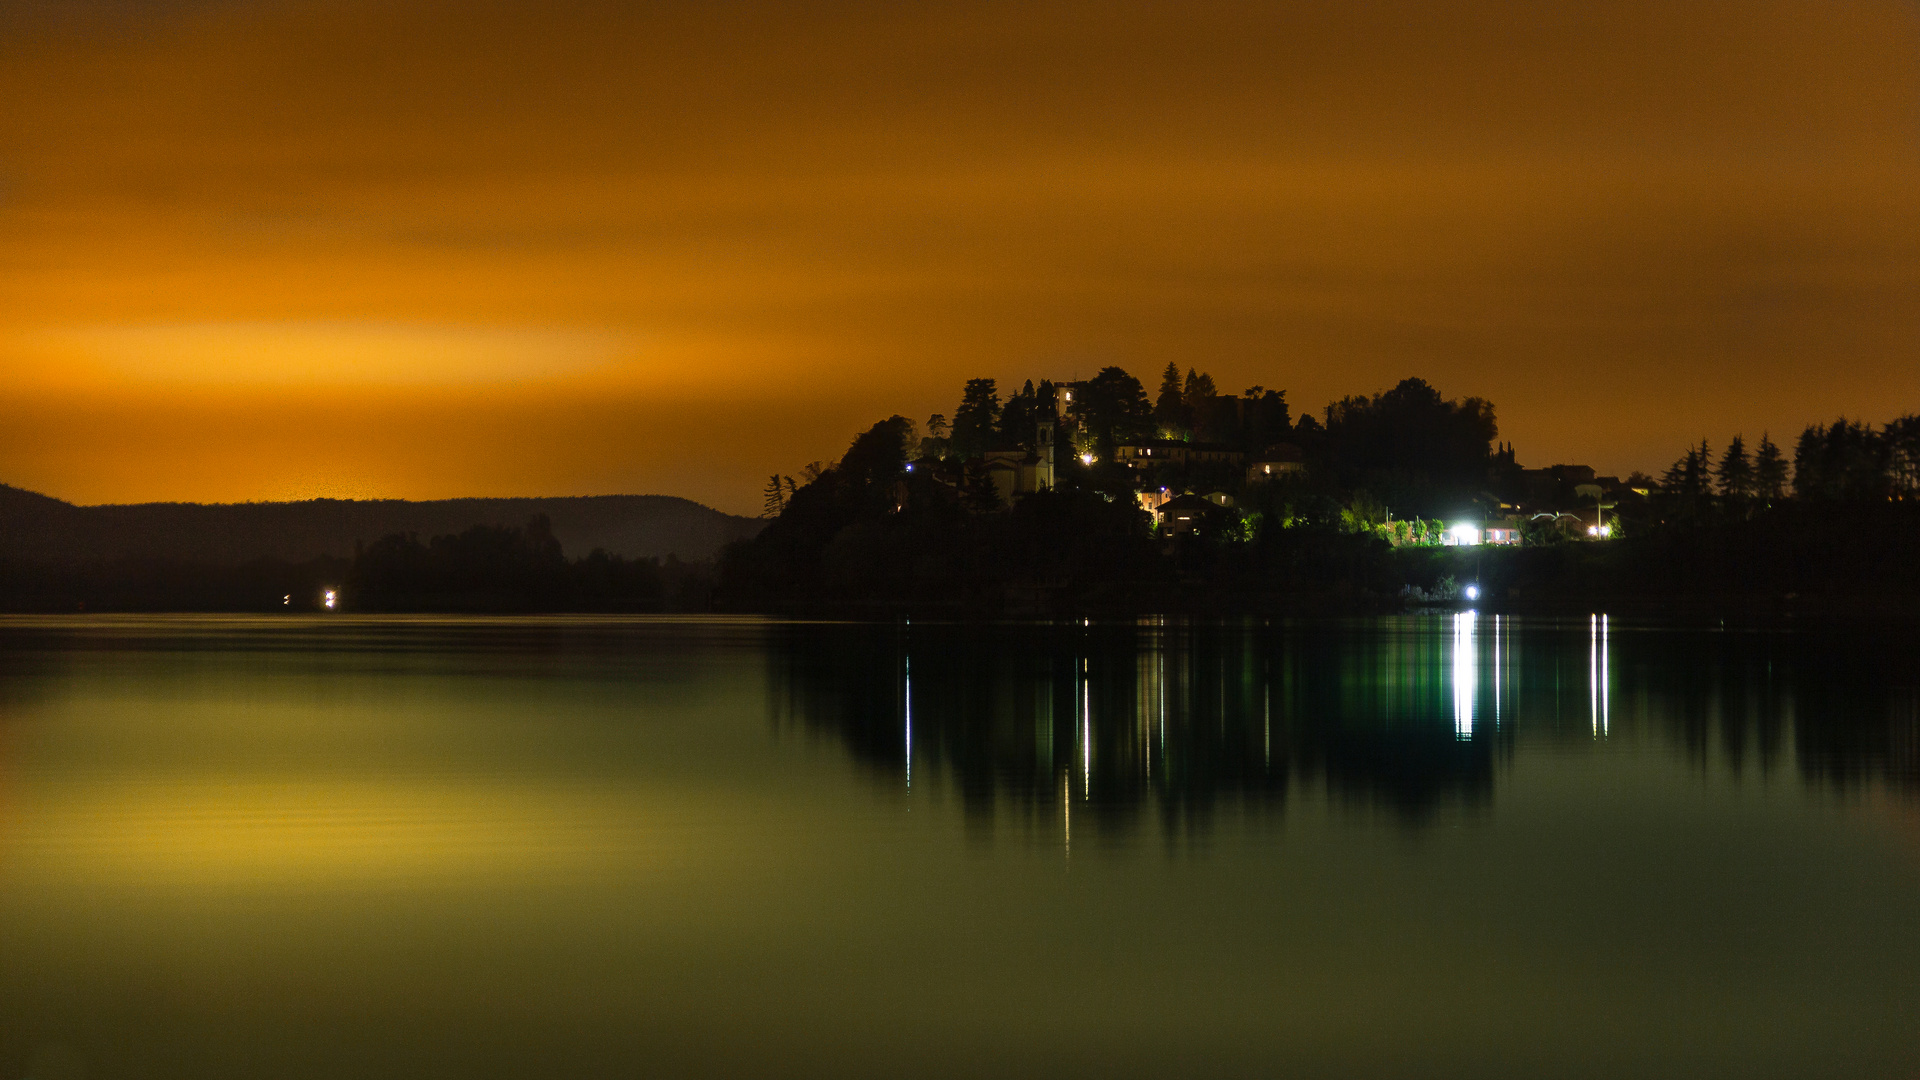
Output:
0 555 352 613
0 515 719 613
729 365 1920 615
345 516 713 612
1650 415 1920 509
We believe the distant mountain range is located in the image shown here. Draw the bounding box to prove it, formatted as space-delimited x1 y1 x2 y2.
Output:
0 485 763 565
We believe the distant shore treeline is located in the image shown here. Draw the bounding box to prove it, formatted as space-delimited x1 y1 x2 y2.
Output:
0 516 719 614
346 517 716 612
0 486 752 613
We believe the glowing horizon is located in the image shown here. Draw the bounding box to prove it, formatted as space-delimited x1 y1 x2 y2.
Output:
4 0 1917 516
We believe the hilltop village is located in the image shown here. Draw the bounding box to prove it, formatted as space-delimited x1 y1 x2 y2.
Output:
731 365 1919 614
763 366 1662 547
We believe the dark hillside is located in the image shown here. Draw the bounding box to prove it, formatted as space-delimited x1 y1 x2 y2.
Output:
0 485 761 564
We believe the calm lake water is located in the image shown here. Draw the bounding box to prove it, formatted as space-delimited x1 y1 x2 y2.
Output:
0 614 1915 1079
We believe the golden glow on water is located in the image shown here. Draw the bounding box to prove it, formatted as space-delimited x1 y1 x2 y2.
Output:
4 779 683 886
0 616 1915 1079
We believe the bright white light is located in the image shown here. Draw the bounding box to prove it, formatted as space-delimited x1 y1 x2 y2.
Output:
1464 584 1480 601
323 589 337 610
1599 523 1613 537
1449 523 1480 546
1453 611 1477 739
904 463 914 472
1080 453 1095 466
1587 525 1598 536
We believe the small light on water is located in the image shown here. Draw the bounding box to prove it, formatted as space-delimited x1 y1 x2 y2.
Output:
323 589 337 610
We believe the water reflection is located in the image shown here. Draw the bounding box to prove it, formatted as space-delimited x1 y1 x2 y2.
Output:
1591 613 1609 737
773 617 1920 836
1453 611 1476 740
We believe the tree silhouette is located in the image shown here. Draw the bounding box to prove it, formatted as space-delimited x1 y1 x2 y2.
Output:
997 380 1039 447
951 378 1001 459
1793 419 1894 501
1181 368 1217 415
1888 415 1920 498
1319 378 1497 518
1154 362 1189 436
1716 435 1753 499
1754 433 1788 501
762 475 787 519
1073 366 1156 456
1662 440 1713 501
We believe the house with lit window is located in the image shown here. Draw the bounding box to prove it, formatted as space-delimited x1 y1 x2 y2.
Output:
1113 440 1245 467
1245 443 1306 484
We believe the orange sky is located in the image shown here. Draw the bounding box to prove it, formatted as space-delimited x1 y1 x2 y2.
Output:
3 0 1917 515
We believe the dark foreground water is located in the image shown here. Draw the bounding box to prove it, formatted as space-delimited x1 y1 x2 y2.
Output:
0 615 1915 1079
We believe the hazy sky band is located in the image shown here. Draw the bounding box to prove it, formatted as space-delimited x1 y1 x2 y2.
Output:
3 0 1916 513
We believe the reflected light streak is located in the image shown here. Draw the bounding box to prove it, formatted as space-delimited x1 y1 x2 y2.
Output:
1602 614 1611 734
1492 615 1501 724
1590 614 1611 737
904 653 912 793
1081 657 1092 800
1453 611 1476 740
1263 662 1271 769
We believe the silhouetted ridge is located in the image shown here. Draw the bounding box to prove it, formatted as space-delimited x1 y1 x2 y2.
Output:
0 489 762 564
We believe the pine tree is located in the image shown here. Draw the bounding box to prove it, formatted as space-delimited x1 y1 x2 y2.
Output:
1689 439 1713 496
1753 433 1787 501
1662 440 1712 499
761 475 787 518
1716 435 1753 499
950 378 1001 459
